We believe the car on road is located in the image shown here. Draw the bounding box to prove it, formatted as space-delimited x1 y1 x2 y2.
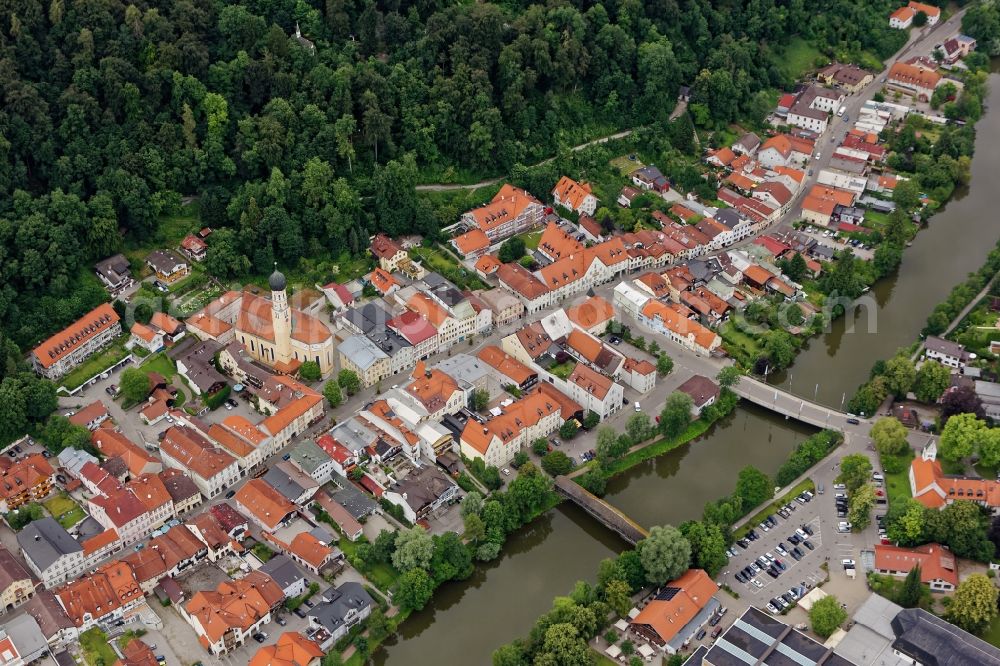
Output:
816 483 824 494
872 472 884 482
842 559 856 569
634 402 641 412
105 385 119 396
276 617 287 626
282 453 291 461
846 417 860 425
253 633 267 643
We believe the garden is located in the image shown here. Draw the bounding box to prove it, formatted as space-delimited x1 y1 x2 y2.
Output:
43 493 86 529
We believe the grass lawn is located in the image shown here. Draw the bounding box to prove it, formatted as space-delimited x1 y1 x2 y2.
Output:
141 352 178 379
520 230 543 251
610 154 644 176
549 361 577 380
772 37 824 81
984 613 1000 648
735 479 816 539
339 536 400 592
602 419 714 478
864 210 891 229
719 320 763 367
882 450 915 509
125 201 201 265
409 245 486 291
44 493 85 529
80 628 117 666
60 336 130 391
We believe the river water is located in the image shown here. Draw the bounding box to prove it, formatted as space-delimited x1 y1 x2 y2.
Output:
375 70 1000 665
772 70 1000 408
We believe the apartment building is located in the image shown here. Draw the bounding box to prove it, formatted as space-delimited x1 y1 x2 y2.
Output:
31 303 122 380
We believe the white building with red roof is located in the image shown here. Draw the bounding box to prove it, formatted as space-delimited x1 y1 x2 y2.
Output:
460 184 546 242
874 543 958 591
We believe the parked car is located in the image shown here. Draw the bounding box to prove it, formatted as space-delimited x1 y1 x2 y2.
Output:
696 628 707 640
711 625 723 639
502 468 511 476
225 490 236 499
802 540 815 551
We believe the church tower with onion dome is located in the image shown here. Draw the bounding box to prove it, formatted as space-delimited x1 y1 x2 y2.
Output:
269 265 293 367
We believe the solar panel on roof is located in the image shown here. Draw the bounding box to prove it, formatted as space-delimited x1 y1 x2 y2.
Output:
655 586 681 601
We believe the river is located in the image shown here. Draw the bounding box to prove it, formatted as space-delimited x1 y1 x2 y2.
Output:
375 69 1000 666
772 69 1000 408
374 406 815 664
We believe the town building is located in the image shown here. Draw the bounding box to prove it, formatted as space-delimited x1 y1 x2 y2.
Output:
31 303 122 380
924 336 971 368
911 442 1000 512
68 400 110 431
306 583 373 650
17 519 85 589
94 254 133 294
0 455 54 513
873 543 958 591
337 335 391 388
0 547 35 612
159 425 241 499
676 375 721 417
460 387 566 467
459 184 546 242
557 364 624 421
552 176 598 216
886 61 942 102
54 561 143 632
889 1 941 29
234 479 298 532
146 249 190 285
382 465 459 523
182 571 284 655
259 555 308 599
370 234 408 273
249 631 324 666
630 569 719 654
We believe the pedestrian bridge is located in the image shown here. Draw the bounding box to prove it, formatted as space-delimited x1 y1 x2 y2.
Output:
554 476 649 546
732 376 853 431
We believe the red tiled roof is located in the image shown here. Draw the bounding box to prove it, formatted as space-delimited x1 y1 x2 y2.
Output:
388 310 438 345
33 303 120 369
875 543 957 587
631 570 717 643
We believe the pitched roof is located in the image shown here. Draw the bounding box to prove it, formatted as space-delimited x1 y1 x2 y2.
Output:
464 184 543 235
567 363 614 400
677 375 721 408
370 233 403 260
92 429 158 477
150 312 183 335
537 221 585 261
888 61 942 90
237 292 332 345
405 363 460 413
631 569 717 643
235 479 297 531
185 571 284 643
640 301 720 352
160 425 236 481
552 176 595 211
564 295 615 331
406 291 449 328
874 543 958 587
68 400 109 427
249 631 324 666
462 388 563 455
0 546 33 590
477 346 536 385
497 263 550 301
0 454 54 501
56 561 143 627
451 228 491 256
32 303 120 369
130 323 159 344
474 254 502 275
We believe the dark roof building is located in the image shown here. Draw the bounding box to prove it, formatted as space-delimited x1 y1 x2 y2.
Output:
308 582 373 645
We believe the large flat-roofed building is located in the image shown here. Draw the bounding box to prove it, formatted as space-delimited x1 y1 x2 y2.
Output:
31 303 122 380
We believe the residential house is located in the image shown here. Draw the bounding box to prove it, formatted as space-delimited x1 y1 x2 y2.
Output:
786 86 844 134
924 336 971 368
0 455 54 513
249 631 324 666
801 185 855 227
477 346 538 392
68 400 110 431
146 250 190 285
159 468 203 516
886 61 942 102
617 186 641 208
159 425 240 499
306 583 372 650
18 519 85 589
477 288 524 329
552 176 598 216
31 303 122 380
873 543 958 591
180 234 208 262
172 339 227 396
129 323 164 354
149 312 184 343
92 429 161 478
369 234 408 273
382 465 459 524
87 485 160 546
404 361 465 421
450 228 492 259
890 1 940 29
312 492 363 542
620 358 657 394
16 590 78 651
265 529 341 576
94 255 132 294
460 387 565 467
558 364 625 421
0 547 35 612
676 375 721 417
565 296 615 336
258 555 308 599
496 263 552 314
630 166 670 196
262 463 319 506
234 479 298 532
54 561 143 632
182 571 284 655
459 184 545 242
612 282 651 320
288 439 336 486
817 63 874 93
639 301 721 357
732 132 761 155
337 335 391 388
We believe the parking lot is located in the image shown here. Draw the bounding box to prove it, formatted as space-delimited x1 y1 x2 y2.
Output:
723 491 829 613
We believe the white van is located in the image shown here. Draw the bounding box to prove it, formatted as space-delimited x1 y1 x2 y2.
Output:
634 402 641 412
837 106 846 117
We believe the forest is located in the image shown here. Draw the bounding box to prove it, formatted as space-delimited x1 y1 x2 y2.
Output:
0 0 917 352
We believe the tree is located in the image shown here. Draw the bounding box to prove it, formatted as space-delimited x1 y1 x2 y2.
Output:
463 513 485 543
603 579 632 617
927 500 995 562
837 454 873 493
472 389 490 412
809 595 847 638
948 574 999 634
119 368 150 403
430 532 473 584
680 520 728 576
582 411 600 430
541 451 574 477
577 465 608 495
460 492 484 519
656 354 674 376
735 466 772 514
883 356 916 397
371 529 398 563
532 438 550 456
323 381 342 408
536 623 591 665
893 178 921 211
637 525 691 585
887 499 927 546
559 420 579 440
870 417 909 457
512 451 529 468
337 369 361 396
660 392 693 438
394 568 435 612
913 10 928 27
717 366 741 389
939 413 987 462
848 483 876 530
779 252 809 282
897 565 923 608
625 413 654 444
498 236 526 263
941 385 985 421
913 361 951 403
391 527 434 572
299 361 321 382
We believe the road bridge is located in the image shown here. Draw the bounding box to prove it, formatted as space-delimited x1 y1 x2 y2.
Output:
732 376 854 431
554 476 649 546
